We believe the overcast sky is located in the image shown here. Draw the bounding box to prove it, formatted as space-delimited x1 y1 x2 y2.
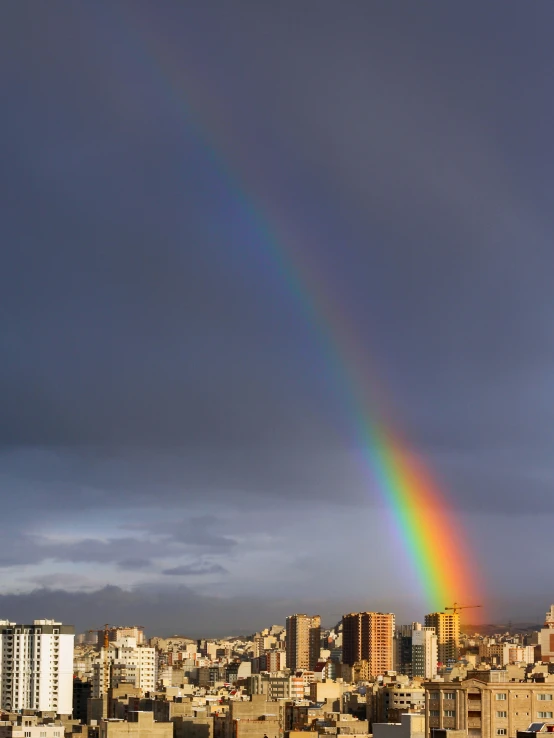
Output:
1 1 553 636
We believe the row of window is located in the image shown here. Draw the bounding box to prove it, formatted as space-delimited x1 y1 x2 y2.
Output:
430 710 554 720
496 693 553 700
429 691 456 699
430 692 553 701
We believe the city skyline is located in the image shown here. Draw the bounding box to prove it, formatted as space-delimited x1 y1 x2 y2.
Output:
1 1 554 630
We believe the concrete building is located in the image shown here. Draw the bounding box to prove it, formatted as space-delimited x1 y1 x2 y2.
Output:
412 624 437 679
342 612 395 676
380 685 425 723
540 606 554 664
424 612 459 667
395 626 414 677
263 650 285 673
73 678 92 722
224 695 283 738
173 716 213 738
0 619 75 714
373 713 425 738
93 638 156 697
424 675 554 738
99 712 171 738
285 615 321 672
0 717 65 738
502 645 535 666
309 679 344 705
98 628 145 647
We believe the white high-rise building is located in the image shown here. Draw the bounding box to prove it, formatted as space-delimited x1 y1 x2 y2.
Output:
411 622 437 678
0 620 75 714
92 637 156 697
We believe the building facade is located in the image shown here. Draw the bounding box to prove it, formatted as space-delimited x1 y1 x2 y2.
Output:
539 605 554 663
285 614 321 672
342 612 395 676
0 619 74 714
412 623 438 679
424 676 554 738
395 625 414 677
424 612 459 667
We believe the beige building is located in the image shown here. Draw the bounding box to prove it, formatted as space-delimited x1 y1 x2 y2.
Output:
0 718 64 738
98 628 145 646
99 713 172 738
424 675 554 738
424 612 460 667
342 612 395 676
285 614 321 671
540 605 554 663
93 638 156 697
373 713 425 738
223 695 284 738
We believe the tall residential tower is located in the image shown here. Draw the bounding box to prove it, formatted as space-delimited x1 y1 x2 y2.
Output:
424 612 459 666
0 619 74 714
342 611 395 676
285 614 321 671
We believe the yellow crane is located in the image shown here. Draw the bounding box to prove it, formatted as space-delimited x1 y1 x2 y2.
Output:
445 603 482 614
88 625 112 696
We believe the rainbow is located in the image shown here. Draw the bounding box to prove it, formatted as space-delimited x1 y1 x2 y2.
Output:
107 6 483 613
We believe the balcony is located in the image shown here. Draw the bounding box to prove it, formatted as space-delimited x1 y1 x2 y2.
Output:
468 718 482 729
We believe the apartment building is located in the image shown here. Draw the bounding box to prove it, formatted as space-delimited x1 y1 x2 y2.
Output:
0 619 74 714
540 606 554 663
412 624 438 679
285 614 321 671
424 612 460 666
0 716 65 738
395 625 414 677
342 612 395 676
394 624 437 679
97 628 145 647
93 637 156 697
99 711 171 738
424 675 554 738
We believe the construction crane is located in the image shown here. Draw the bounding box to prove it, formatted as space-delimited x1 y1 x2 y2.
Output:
445 603 482 614
87 625 112 697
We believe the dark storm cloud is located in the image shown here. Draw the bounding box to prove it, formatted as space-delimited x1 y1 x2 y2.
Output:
162 563 228 577
0 0 553 621
116 559 152 571
0 584 545 636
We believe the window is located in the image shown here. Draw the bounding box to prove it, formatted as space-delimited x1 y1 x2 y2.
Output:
496 694 507 701
496 712 507 718
445 692 456 700
24 733 31 737
497 730 507 736
538 712 553 719
430 691 440 700
444 710 456 717
538 695 553 701
40 732 47 737
430 711 439 717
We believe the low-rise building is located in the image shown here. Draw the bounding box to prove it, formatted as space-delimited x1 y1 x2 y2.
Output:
99 712 171 738
424 676 554 738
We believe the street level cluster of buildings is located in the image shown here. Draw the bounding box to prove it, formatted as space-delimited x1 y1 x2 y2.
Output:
0 605 553 738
